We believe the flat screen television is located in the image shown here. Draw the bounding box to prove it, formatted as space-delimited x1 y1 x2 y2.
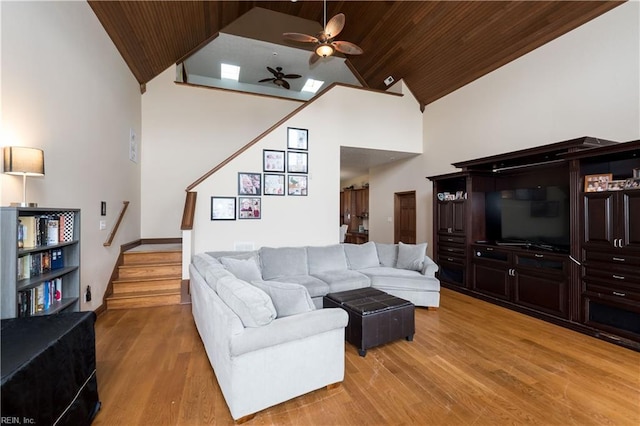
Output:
485 185 570 252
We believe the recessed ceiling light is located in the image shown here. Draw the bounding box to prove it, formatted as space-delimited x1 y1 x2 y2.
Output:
221 63 240 81
301 78 324 93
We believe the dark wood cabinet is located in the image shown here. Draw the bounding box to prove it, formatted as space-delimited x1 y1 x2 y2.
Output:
340 187 369 244
429 137 640 351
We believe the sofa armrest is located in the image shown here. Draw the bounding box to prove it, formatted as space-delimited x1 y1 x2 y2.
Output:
421 256 439 278
230 308 348 357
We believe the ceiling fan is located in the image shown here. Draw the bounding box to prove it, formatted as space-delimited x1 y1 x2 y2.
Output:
283 0 363 65
258 66 301 90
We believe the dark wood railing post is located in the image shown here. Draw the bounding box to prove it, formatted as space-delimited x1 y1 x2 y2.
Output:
181 191 197 231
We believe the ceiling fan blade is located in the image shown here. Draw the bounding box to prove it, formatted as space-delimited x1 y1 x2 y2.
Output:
259 78 275 83
325 13 345 39
282 80 290 90
309 52 320 65
266 66 279 76
333 40 364 55
283 32 318 43
284 74 302 79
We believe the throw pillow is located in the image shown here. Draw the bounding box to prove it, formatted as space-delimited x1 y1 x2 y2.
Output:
217 277 276 327
220 256 262 282
251 280 315 318
343 241 380 269
396 242 427 271
375 243 398 267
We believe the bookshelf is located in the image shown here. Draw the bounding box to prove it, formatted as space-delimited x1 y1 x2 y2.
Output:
1 207 81 319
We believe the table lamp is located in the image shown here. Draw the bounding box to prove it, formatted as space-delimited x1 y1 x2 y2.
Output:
3 146 45 207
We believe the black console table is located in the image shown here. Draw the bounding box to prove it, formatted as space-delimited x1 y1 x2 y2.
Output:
1 311 101 425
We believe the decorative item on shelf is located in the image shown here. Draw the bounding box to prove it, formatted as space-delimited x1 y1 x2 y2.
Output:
607 180 626 191
623 178 640 190
437 193 445 201
3 146 45 207
584 173 612 192
634 168 640 178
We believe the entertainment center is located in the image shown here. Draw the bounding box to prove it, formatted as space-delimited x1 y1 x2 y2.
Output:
429 137 640 351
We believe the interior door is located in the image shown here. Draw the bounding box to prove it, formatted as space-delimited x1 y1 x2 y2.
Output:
394 191 416 243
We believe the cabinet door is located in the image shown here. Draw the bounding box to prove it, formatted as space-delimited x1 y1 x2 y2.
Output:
451 200 466 234
583 192 615 249
437 200 466 234
514 270 568 318
472 262 510 300
621 191 640 251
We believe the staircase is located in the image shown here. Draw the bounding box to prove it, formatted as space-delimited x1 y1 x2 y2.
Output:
106 244 183 309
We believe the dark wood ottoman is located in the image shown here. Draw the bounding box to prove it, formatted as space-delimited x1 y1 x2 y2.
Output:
323 288 415 357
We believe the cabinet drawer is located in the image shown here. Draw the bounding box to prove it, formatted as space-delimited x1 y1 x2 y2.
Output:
584 266 640 286
439 245 466 256
584 250 640 267
437 252 465 266
472 246 508 263
584 279 640 303
438 234 465 245
515 253 568 276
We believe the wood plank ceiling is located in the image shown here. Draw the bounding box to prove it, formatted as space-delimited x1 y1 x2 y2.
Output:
88 1 623 107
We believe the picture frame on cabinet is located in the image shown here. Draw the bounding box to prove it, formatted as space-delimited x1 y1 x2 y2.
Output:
264 174 285 195
287 127 308 150
584 173 612 192
263 150 285 172
624 177 640 189
633 168 640 178
288 175 308 196
211 197 236 220
287 151 308 174
607 180 626 191
239 197 261 219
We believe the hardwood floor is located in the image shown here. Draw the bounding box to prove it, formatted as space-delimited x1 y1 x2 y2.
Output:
92 288 640 425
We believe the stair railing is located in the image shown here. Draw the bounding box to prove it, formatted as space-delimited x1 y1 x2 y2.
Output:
104 201 130 247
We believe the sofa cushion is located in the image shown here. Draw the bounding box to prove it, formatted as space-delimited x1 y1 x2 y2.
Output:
266 275 330 298
220 256 263 282
192 253 224 277
204 267 236 292
360 267 440 292
260 247 308 280
397 242 427 271
311 270 370 293
343 242 380 270
307 245 348 274
207 250 256 260
252 280 315 318
217 277 277 328
375 243 398 268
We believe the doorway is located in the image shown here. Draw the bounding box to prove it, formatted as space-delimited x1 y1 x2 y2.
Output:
394 191 416 243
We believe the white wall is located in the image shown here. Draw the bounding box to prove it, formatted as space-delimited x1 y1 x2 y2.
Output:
141 69 300 238
1 1 142 310
190 83 422 254
370 2 640 255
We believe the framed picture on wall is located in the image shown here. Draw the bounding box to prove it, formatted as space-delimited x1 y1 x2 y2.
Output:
264 173 285 195
287 151 308 174
263 150 285 172
288 175 308 196
287 127 308 150
238 172 262 195
211 197 236 220
239 197 261 219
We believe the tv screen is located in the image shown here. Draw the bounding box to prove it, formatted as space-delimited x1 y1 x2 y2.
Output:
485 185 570 252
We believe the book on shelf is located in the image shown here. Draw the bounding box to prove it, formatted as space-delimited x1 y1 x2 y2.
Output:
18 216 37 248
17 255 31 280
51 248 64 270
47 219 59 245
58 211 75 242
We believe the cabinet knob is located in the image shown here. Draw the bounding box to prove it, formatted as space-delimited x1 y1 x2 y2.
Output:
534 254 544 258
612 275 625 280
612 291 626 297
612 257 625 262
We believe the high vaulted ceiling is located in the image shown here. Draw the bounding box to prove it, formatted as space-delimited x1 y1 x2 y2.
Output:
88 1 622 108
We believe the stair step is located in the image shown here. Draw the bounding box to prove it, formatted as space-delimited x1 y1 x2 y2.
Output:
117 262 181 279
122 250 182 265
112 277 181 294
106 289 181 310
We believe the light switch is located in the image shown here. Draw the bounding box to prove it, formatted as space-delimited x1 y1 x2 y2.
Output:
99 220 106 230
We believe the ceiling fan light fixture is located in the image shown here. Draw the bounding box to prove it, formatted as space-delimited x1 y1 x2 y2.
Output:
315 43 334 58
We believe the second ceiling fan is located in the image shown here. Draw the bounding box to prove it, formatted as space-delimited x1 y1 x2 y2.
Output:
283 1 363 65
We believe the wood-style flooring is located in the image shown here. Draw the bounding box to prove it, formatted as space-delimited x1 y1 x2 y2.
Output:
92 288 640 425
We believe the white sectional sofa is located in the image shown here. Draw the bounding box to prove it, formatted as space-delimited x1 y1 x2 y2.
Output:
189 241 439 420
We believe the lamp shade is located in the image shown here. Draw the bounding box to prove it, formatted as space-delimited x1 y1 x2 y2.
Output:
3 146 45 176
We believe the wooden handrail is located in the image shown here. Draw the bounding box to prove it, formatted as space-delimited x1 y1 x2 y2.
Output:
181 192 197 230
104 201 130 247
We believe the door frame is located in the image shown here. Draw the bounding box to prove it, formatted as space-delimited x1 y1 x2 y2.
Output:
394 190 416 243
